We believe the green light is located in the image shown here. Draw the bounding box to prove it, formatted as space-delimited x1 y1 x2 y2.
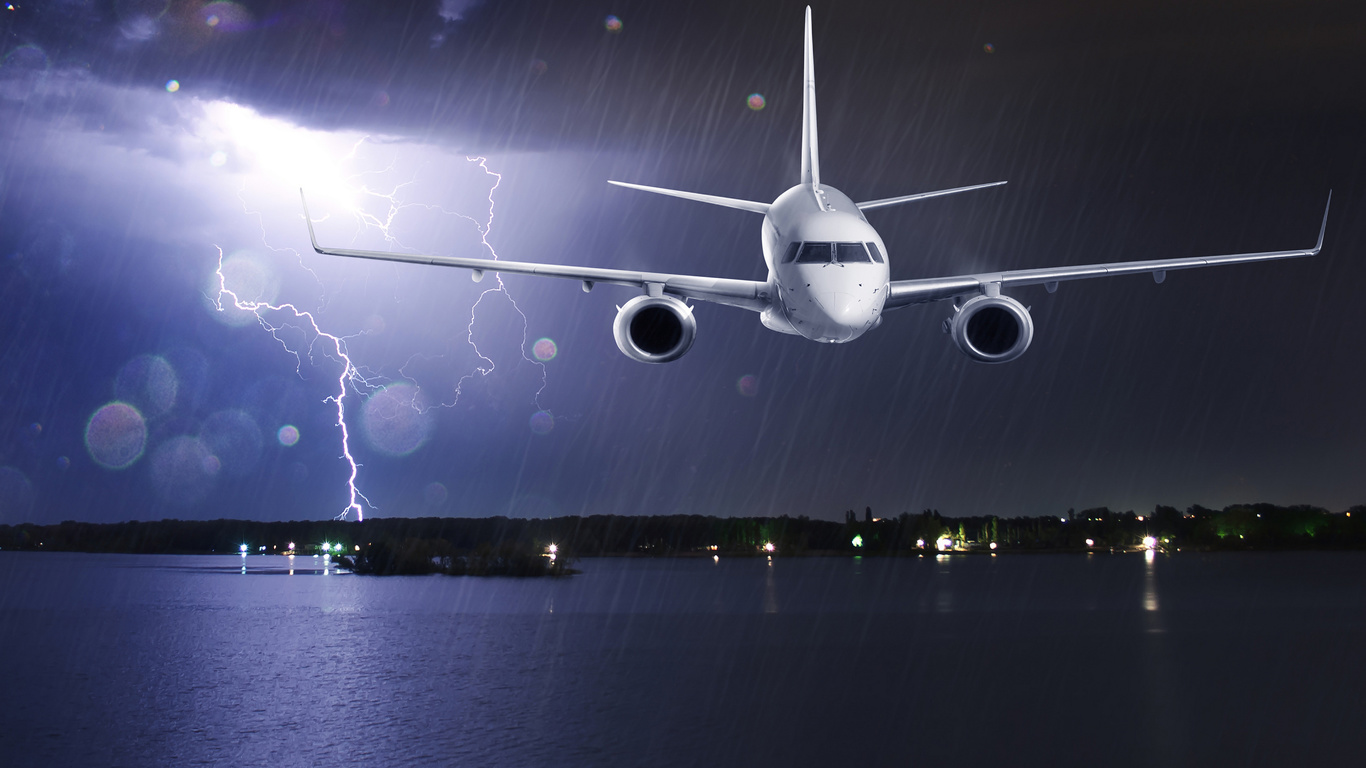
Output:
851 535 863 548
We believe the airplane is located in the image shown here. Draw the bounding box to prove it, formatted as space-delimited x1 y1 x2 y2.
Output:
302 6 1329 365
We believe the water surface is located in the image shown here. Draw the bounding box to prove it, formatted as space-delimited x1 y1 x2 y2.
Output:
2 551 1363 767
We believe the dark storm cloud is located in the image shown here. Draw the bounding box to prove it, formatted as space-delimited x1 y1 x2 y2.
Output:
6 0 1362 154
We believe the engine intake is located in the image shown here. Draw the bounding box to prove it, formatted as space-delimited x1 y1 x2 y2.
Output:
613 295 697 363
947 295 1034 363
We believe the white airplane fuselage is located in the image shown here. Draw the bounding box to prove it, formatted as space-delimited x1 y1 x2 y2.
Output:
761 184 890 342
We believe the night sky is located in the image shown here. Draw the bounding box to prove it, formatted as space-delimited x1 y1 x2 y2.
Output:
1 0 1363 524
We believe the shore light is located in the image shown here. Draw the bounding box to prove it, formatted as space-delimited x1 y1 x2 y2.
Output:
852 535 863 548
1086 538 1095 547
989 542 997 550
916 539 926 549
1143 536 1158 550
547 544 558 554
239 544 248 555
936 537 952 551
763 542 776 553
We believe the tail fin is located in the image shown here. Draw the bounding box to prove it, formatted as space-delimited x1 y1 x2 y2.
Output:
801 6 820 188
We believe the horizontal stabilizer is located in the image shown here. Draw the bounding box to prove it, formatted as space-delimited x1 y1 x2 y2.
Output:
608 180 770 214
857 181 1008 211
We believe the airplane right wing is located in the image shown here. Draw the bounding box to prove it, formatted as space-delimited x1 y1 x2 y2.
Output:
300 191 772 312
884 193 1331 309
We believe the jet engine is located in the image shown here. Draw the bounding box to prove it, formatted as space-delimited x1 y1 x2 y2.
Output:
946 294 1034 363
613 295 697 363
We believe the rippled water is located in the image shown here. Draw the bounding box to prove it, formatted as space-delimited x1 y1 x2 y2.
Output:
2 551 1364 767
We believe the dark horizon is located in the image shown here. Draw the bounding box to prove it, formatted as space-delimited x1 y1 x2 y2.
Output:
2 0 1364 525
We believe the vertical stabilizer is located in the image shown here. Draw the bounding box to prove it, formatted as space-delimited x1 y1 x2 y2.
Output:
801 6 820 188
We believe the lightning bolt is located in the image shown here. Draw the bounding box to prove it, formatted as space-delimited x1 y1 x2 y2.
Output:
398 157 548 413
213 151 547 521
211 246 374 521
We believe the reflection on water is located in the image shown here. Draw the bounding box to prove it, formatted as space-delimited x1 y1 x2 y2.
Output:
3 552 1366 767
1144 549 1160 612
763 560 778 613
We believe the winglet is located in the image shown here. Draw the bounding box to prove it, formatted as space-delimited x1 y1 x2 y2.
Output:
1312 190 1331 255
299 188 324 254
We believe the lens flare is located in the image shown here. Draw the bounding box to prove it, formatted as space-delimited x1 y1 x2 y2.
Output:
360 383 433 457
277 425 300 446
532 337 558 361
148 436 218 505
747 93 766 110
424 482 448 506
0 467 35 522
199 410 263 476
199 2 253 32
85 402 148 470
2 44 50 74
983 43 995 53
114 354 178 418
605 15 622 32
165 79 179 92
736 374 759 397
529 410 554 435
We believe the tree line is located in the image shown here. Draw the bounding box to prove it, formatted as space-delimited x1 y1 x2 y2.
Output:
2 502 1365 566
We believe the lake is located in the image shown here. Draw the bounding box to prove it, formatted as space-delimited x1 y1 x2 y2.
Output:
1 551 1363 767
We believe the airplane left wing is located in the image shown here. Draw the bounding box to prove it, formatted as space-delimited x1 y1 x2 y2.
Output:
885 193 1331 309
300 191 771 312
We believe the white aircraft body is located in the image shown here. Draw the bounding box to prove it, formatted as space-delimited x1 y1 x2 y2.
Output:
303 7 1328 365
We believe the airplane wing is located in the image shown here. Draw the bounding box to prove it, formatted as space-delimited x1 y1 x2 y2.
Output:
884 193 1331 309
300 191 772 312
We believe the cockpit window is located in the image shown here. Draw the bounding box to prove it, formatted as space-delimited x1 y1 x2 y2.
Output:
788 242 882 264
835 243 871 263
796 242 833 263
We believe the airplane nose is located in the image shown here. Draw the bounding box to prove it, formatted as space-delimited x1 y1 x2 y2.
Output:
831 291 861 319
